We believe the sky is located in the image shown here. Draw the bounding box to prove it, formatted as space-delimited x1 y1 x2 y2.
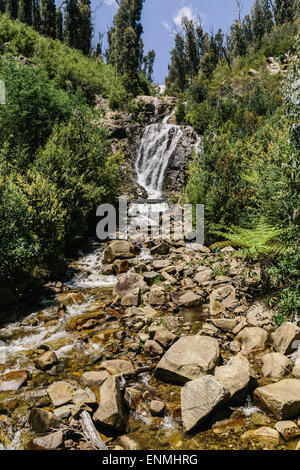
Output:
91 0 255 83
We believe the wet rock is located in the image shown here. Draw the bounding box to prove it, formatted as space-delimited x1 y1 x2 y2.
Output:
254 379 300 420
56 292 84 305
209 285 239 316
112 259 130 275
113 272 147 296
214 355 257 403
237 327 268 355
155 335 220 385
181 376 230 432
115 435 141 450
28 431 63 450
241 427 280 441
261 352 292 379
271 322 300 355
34 351 58 371
149 286 167 306
246 303 275 328
174 291 202 308
54 405 73 420
150 400 165 417
144 339 164 356
153 328 177 349
124 387 142 410
0 370 28 391
103 240 135 264
100 359 134 375
72 388 97 406
80 370 110 388
47 381 75 407
29 408 61 433
93 376 126 433
275 421 300 441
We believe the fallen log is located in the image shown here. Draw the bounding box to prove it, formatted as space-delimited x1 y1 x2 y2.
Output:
79 411 108 450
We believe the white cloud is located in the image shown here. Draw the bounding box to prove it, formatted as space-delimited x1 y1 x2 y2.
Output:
104 0 115 6
173 5 195 26
162 21 172 33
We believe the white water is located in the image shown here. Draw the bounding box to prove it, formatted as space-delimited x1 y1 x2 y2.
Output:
135 118 183 199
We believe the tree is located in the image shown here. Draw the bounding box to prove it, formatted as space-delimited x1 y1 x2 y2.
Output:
64 0 81 50
33 0 41 32
0 0 5 13
165 32 187 93
78 0 92 55
251 0 273 47
182 16 201 77
5 0 18 18
18 0 33 26
39 0 56 39
56 7 63 41
273 0 296 24
143 49 155 82
107 0 145 95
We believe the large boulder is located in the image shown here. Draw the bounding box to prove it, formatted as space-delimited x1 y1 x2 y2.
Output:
155 335 220 385
271 322 300 355
261 352 292 379
246 303 275 328
47 381 75 407
103 240 135 264
181 376 230 432
113 272 147 296
93 376 126 433
214 355 257 402
209 285 239 316
0 370 28 391
253 379 300 420
237 327 268 355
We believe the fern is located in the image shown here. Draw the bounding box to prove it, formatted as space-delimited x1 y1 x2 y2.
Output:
209 222 288 259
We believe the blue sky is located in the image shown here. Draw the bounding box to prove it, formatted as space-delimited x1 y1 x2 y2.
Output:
91 0 255 83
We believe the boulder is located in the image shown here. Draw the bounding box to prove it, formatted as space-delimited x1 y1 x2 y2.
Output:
181 376 230 432
54 405 73 420
72 388 97 406
194 269 212 284
112 259 130 275
113 272 147 296
144 340 164 356
275 421 300 441
34 351 58 371
103 240 135 264
150 241 169 255
149 286 167 306
155 335 220 385
214 355 257 402
271 322 300 355
237 327 268 355
143 271 160 284
120 287 140 307
261 352 292 379
93 376 126 433
100 359 134 375
173 291 202 308
211 318 239 332
152 260 171 270
209 285 239 316
28 431 63 450
80 370 110 388
47 381 75 407
0 370 28 391
150 400 165 417
246 303 275 328
29 408 61 434
153 328 177 349
253 379 300 420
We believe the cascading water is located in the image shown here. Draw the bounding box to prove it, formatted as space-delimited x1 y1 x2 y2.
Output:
135 115 183 199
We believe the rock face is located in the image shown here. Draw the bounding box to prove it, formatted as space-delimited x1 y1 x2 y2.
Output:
271 322 300 355
254 379 300 420
214 355 257 402
237 327 268 355
93 376 126 433
0 370 28 391
181 376 230 432
155 335 220 385
261 352 292 379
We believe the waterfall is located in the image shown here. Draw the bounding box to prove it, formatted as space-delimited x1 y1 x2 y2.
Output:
135 117 183 199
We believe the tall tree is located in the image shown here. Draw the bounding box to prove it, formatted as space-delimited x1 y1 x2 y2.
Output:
165 32 187 93
0 0 5 13
143 49 155 82
33 0 41 32
273 0 296 24
5 0 19 18
107 0 145 94
78 0 92 55
182 17 201 77
56 7 63 41
251 0 273 47
18 0 33 26
64 0 81 50
39 0 56 39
